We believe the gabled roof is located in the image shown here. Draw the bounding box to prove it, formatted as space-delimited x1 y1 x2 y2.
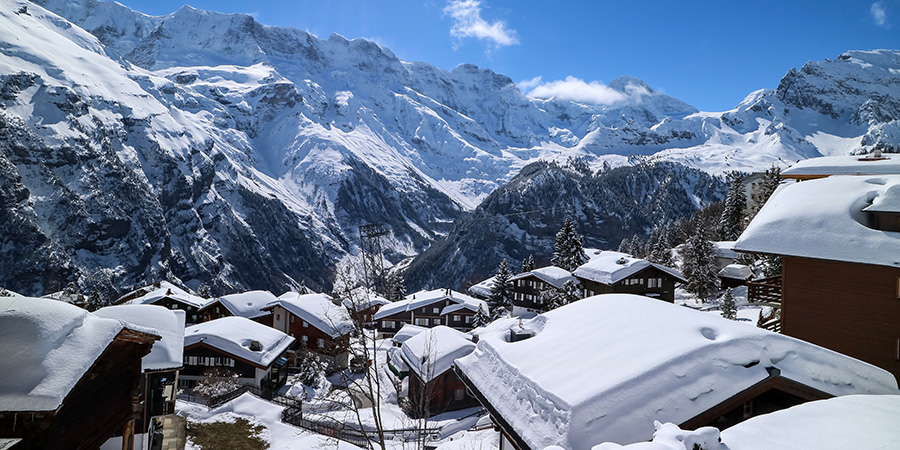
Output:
392 324 427 346
374 289 487 320
96 305 185 372
204 290 276 320
400 326 475 382
184 317 294 368
781 154 900 178
573 251 686 285
341 288 390 312
510 266 577 289
126 283 209 309
718 264 753 281
456 294 898 450
264 292 354 338
734 175 900 268
0 297 159 412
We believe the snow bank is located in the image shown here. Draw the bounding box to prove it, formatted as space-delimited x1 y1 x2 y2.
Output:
455 294 898 450
722 394 900 450
184 317 294 368
96 304 185 371
734 175 900 268
267 292 354 338
400 326 475 382
0 296 128 411
591 422 728 450
574 251 685 285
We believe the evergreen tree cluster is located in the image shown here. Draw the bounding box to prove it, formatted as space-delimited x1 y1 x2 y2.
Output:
681 233 720 302
719 175 746 241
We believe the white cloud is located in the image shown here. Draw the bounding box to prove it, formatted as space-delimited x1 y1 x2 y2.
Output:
870 2 888 27
523 76 629 105
444 0 520 48
517 76 543 91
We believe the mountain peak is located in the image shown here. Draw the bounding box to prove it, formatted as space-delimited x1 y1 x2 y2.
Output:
608 76 653 94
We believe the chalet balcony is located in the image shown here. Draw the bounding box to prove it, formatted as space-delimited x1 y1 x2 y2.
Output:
747 275 782 305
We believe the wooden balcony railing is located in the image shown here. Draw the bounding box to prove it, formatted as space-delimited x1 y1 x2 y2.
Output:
748 275 782 304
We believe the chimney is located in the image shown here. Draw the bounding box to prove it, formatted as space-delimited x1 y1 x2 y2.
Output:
249 340 262 351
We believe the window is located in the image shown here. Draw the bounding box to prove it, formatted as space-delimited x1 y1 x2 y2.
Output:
302 320 308 328
301 335 308 347
215 306 220 313
453 315 461 322
382 320 396 328
290 316 294 323
415 318 429 326
317 338 325 349
465 316 472 324
453 388 465 401
433 307 440 314
276 313 281 321
648 278 657 288
434 318 442 325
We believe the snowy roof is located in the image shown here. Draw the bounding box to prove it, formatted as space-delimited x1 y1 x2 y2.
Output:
717 264 753 281
392 324 428 346
734 176 900 268
400 326 475 382
722 395 900 450
455 294 898 450
781 155 900 178
126 283 209 309
184 316 294 368
573 251 686 285
207 290 276 320
0 296 156 412
95 305 185 372
440 302 480 316
591 422 726 450
712 241 738 260
373 289 486 320
341 288 390 312
510 266 577 289
266 292 354 338
467 276 496 299
861 183 900 213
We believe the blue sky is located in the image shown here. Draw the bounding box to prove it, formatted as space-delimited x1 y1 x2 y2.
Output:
114 0 900 111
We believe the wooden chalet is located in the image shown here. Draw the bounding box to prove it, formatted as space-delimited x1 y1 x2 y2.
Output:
718 263 754 289
0 297 159 450
341 288 390 328
374 289 487 337
735 175 900 382
454 294 899 450
263 292 354 371
399 326 479 418
122 283 210 325
198 290 275 325
95 304 186 436
572 251 686 302
509 266 578 316
181 317 294 394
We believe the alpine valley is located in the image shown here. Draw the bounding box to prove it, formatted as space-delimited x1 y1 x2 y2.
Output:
1 0 898 296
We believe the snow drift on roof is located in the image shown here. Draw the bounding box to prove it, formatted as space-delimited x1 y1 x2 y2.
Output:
734 175 900 267
511 266 576 289
781 154 900 177
455 294 898 450
184 316 294 368
96 304 185 371
722 395 900 450
400 326 475 382
392 324 427 345
718 264 753 280
268 292 354 338
127 283 209 309
213 290 276 320
573 251 685 284
467 276 496 299
862 182 900 213
0 297 131 412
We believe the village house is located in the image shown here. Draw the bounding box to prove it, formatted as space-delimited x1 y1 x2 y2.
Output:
509 266 578 316
572 251 686 302
399 326 479 417
779 152 900 181
0 296 160 450
122 282 210 325
263 292 355 371
199 290 275 325
181 316 294 394
341 288 390 328
95 304 186 447
374 289 487 336
718 263 754 289
454 294 899 450
734 174 900 382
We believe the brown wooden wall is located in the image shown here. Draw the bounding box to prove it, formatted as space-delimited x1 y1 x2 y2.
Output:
408 369 479 418
782 256 900 383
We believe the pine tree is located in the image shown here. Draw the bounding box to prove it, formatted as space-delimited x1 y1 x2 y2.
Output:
681 233 720 302
472 304 490 328
721 288 737 320
649 240 673 266
719 176 746 240
488 259 514 313
520 254 535 274
552 218 588 271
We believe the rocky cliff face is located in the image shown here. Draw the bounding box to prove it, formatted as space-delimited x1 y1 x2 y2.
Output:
1 0 898 296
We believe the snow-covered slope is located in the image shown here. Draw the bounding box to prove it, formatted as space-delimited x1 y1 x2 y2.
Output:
2 0 899 296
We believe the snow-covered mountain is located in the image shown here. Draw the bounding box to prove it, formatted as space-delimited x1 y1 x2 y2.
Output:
1 0 898 296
